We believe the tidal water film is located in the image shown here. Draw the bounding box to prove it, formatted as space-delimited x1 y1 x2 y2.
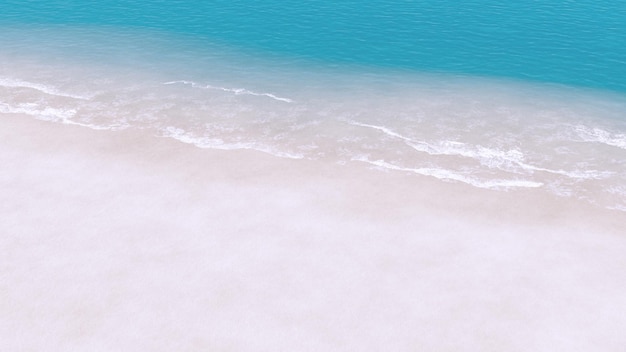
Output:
2 1 626 350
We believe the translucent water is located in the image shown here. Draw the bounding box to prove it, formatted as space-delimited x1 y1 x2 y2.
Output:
3 4 626 350
1 1 626 211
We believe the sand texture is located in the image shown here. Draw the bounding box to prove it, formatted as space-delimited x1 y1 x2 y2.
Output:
1 115 626 351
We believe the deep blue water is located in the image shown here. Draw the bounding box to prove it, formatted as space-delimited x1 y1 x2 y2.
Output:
1 0 625 92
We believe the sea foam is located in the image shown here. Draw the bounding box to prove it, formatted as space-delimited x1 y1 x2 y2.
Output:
1 32 625 211
164 80 295 103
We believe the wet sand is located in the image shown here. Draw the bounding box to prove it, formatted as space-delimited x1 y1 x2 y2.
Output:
2 115 626 351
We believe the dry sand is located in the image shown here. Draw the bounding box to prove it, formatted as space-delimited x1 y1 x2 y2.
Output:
1 115 626 351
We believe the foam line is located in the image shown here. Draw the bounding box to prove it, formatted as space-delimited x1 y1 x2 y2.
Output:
0 102 127 130
352 156 544 190
163 80 294 103
408 141 612 179
573 125 626 150
346 121 524 164
160 126 304 159
349 120 611 180
0 77 92 100
347 121 413 141
0 102 77 119
520 164 615 179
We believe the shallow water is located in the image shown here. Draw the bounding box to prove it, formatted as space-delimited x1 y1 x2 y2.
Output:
1 2 626 211
2 3 626 350
3 115 625 352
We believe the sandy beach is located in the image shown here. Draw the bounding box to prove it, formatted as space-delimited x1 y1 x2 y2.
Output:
2 114 626 351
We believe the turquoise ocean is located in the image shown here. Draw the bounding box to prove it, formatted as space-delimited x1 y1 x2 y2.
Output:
2 0 626 210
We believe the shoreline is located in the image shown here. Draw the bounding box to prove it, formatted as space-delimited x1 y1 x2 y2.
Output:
2 114 622 231
2 114 626 350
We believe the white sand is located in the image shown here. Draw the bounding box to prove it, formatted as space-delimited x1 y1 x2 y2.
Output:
1 115 626 351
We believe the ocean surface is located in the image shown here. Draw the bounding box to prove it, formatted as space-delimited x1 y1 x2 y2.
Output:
1 0 626 210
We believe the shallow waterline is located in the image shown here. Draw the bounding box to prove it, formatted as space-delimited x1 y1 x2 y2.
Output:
2 115 625 350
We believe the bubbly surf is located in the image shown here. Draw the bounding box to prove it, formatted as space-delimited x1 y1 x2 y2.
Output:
3 2 626 351
1 1 626 212
2 43 625 211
